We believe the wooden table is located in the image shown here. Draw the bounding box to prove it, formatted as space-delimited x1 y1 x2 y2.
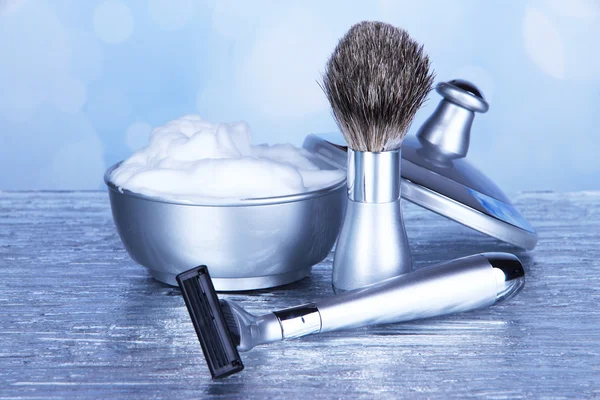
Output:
1 191 598 399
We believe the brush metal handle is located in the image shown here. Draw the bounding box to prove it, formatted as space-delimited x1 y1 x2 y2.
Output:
319 253 523 333
333 149 412 292
333 199 412 291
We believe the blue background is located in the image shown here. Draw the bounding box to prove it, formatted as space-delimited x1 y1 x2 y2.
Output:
0 0 598 192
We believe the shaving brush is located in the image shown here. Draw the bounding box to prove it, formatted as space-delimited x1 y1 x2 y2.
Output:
322 21 434 292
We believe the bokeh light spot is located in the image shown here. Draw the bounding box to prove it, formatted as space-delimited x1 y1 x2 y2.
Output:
93 0 134 44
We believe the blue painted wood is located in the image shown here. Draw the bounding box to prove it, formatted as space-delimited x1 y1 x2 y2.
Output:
0 191 598 399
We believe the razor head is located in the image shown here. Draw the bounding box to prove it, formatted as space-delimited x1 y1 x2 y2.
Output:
176 266 244 379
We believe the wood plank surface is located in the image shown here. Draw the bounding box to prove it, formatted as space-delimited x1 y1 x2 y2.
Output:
0 191 598 399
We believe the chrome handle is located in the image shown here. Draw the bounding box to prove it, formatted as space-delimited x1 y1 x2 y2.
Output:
318 253 524 333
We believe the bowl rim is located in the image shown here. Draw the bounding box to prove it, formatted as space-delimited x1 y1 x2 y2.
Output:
104 162 347 207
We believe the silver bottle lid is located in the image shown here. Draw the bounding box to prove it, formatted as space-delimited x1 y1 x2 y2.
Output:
303 79 538 250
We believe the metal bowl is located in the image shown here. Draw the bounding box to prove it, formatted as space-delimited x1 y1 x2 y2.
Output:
104 163 346 291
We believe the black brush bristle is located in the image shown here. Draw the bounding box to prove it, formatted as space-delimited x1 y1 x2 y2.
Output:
321 21 435 152
176 266 244 379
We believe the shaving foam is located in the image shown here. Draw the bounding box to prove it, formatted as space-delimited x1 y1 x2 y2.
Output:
110 115 344 202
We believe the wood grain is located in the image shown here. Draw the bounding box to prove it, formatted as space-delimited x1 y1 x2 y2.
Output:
0 191 598 399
